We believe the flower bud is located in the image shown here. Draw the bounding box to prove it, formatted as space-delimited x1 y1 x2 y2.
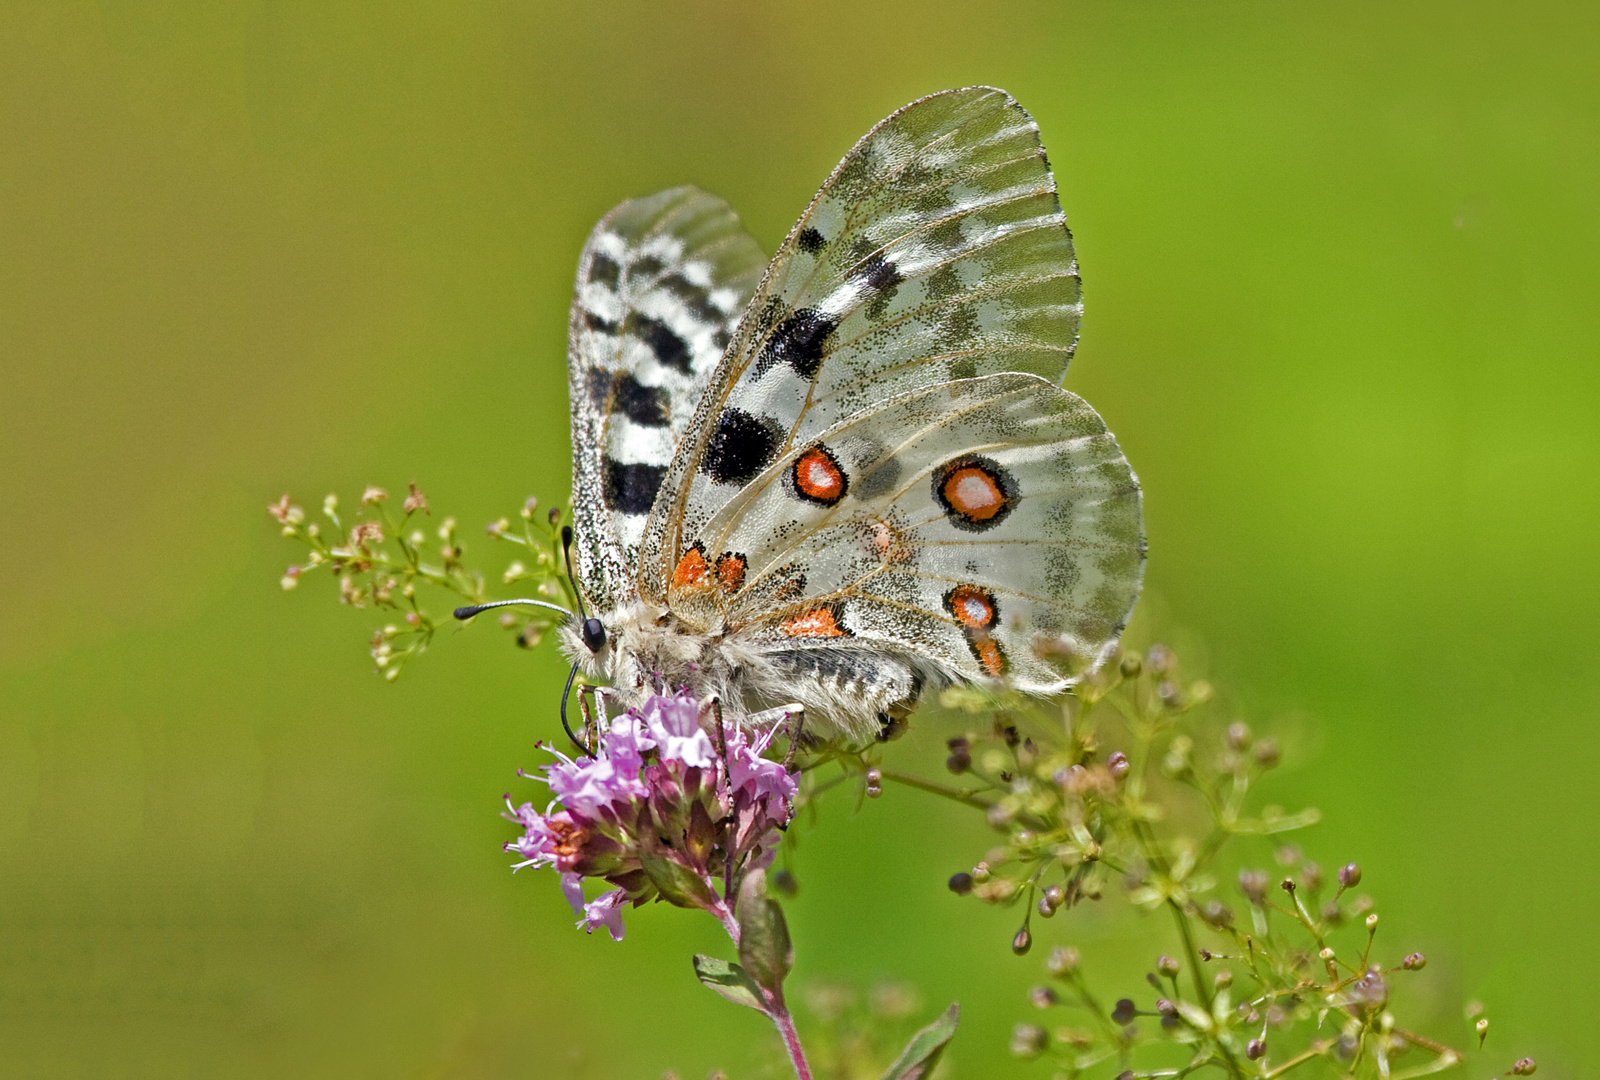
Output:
864 767 882 798
1246 1037 1266 1060
948 873 973 896
406 611 422 627
1338 862 1362 888
323 493 338 515
1119 653 1142 677
1279 877 1296 895
1009 1023 1047 1057
971 862 991 883
1012 928 1032 955
1111 998 1136 1024
1106 750 1130 779
1029 985 1058 1008
1366 913 1379 931
1226 722 1252 750
945 738 972 774
1299 861 1323 892
1157 955 1180 978
1511 1057 1537 1075
547 506 562 526
279 573 299 590
1044 884 1066 910
1045 945 1080 977
1189 680 1214 703
772 869 798 897
1239 870 1269 906
1251 737 1279 767
1475 1017 1489 1041
1402 952 1426 970
1213 969 1233 989
1147 644 1174 674
1200 900 1235 928
1036 895 1054 918
1155 997 1176 1018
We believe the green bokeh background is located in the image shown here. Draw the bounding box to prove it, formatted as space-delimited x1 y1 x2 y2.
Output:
3 2 1597 1076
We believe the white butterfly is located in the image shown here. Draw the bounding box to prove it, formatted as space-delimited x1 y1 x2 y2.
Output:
560 87 1144 744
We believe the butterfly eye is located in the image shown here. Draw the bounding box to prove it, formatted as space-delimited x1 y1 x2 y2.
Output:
581 618 607 653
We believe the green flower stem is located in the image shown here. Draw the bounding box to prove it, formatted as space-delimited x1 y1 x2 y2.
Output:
877 769 995 812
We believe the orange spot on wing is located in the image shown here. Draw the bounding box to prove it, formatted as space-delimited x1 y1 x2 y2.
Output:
715 553 746 594
971 636 1006 677
792 446 847 505
671 545 709 589
780 604 849 638
945 584 998 630
943 466 1006 521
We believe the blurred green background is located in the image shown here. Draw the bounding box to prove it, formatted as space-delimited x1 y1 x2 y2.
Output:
3 1 1597 1076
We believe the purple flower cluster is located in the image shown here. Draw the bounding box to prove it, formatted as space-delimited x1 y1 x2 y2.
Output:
506 691 798 940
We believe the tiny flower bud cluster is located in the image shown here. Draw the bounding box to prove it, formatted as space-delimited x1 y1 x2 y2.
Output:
913 644 1530 1076
506 692 798 941
270 485 572 678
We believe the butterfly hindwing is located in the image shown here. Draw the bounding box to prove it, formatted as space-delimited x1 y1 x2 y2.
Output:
639 87 1084 599
669 373 1143 690
567 187 766 610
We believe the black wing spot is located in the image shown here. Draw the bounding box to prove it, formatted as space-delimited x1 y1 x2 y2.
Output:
587 253 621 289
659 273 722 322
852 251 904 321
631 255 666 278
753 308 838 381
629 314 693 375
602 460 666 515
701 408 781 486
614 372 670 427
583 310 619 334
797 226 826 254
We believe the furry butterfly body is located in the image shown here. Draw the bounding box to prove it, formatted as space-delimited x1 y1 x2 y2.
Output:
561 87 1145 743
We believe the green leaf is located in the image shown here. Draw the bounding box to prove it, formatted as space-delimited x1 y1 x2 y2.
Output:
637 848 718 909
691 954 768 1012
736 869 793 994
879 1003 960 1080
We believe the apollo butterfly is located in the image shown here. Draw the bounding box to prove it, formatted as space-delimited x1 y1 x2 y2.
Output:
558 87 1145 743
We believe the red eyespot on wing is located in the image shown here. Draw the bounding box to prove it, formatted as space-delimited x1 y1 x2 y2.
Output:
943 584 999 630
780 602 850 638
790 445 848 506
715 553 746 594
933 456 1017 531
671 545 709 590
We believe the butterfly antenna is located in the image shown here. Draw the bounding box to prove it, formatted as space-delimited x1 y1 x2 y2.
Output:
560 526 588 620
452 598 573 620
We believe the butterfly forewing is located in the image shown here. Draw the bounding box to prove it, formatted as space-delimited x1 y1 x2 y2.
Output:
639 87 1084 600
678 373 1142 688
567 187 766 610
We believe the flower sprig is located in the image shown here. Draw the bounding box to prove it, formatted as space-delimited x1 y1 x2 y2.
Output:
854 644 1531 1078
268 485 572 679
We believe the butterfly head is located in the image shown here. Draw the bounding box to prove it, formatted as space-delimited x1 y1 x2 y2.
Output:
580 616 606 653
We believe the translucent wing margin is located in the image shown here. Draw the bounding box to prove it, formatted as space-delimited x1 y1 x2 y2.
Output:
668 373 1144 689
639 87 1083 600
567 187 767 610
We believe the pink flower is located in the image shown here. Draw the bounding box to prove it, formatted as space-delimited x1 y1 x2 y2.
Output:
561 873 628 941
638 692 716 767
506 690 800 943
